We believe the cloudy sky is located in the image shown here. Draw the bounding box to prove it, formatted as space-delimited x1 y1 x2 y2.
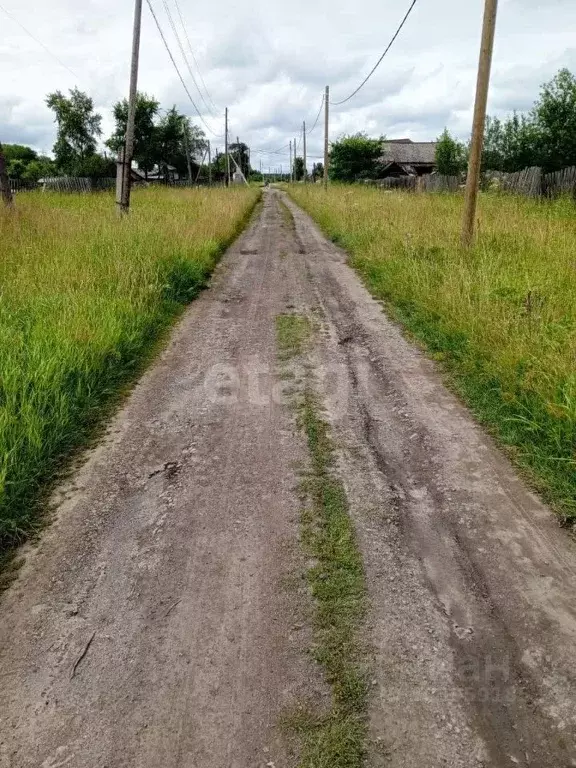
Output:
1 0 575 170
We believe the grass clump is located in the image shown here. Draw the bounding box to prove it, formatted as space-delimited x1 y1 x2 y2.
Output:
0 186 259 552
276 313 312 359
276 313 368 767
296 394 368 768
288 185 576 523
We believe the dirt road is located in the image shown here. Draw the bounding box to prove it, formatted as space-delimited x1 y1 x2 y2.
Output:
1 189 576 767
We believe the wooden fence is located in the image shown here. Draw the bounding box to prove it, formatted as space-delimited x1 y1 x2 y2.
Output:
378 165 576 200
378 174 460 193
9 179 37 193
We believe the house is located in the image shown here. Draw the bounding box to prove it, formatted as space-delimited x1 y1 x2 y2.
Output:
142 164 181 182
379 139 437 178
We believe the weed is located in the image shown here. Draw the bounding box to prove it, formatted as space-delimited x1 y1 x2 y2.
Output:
276 313 312 359
276 313 368 767
0 186 259 553
279 198 296 232
288 186 576 522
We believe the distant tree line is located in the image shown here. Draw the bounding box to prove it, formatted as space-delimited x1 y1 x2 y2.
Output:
436 68 576 176
5 87 217 182
7 67 575 184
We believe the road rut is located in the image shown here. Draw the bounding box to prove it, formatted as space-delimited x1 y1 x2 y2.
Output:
1 189 576 767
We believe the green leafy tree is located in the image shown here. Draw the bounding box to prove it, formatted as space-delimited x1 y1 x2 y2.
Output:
106 92 160 178
482 114 540 172
7 159 28 179
228 141 250 179
21 156 57 181
46 88 102 175
3 145 57 181
329 133 383 182
311 162 324 182
3 144 37 164
435 129 467 176
532 68 576 171
293 156 305 181
4 144 38 179
155 108 206 179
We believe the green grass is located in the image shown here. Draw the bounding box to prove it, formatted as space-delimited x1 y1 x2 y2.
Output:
279 198 296 231
288 186 576 523
0 186 259 553
276 313 368 768
276 313 312 359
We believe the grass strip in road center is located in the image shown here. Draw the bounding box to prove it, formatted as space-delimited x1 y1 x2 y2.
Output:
276 313 368 768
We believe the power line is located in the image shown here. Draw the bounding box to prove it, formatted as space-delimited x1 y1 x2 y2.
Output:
252 88 324 157
145 0 223 137
307 93 325 135
330 0 418 106
161 0 217 118
173 0 219 113
0 2 79 80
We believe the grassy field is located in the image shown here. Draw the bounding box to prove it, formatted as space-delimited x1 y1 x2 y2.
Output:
0 186 258 553
288 185 576 522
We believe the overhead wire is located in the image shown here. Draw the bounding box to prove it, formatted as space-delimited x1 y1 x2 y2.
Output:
160 0 217 119
0 2 79 80
306 93 325 135
145 0 224 137
173 0 219 113
330 0 418 106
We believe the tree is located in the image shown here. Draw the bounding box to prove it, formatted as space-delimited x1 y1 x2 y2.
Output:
311 162 324 182
3 144 37 164
228 141 250 179
482 114 540 172
435 129 467 176
532 68 576 171
7 159 28 179
329 133 383 182
21 156 56 181
106 92 160 178
155 108 206 180
293 156 305 181
46 88 102 175
4 144 38 179
2 144 57 181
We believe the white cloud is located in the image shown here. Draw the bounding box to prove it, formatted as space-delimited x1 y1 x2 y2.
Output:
1 0 575 167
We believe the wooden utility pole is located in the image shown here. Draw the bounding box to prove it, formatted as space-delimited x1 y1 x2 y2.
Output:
324 85 329 190
461 0 499 246
303 121 307 183
0 142 14 209
294 137 297 181
224 108 230 187
208 141 212 187
116 0 142 215
289 140 292 183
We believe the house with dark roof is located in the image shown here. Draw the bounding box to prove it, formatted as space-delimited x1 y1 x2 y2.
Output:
379 139 438 178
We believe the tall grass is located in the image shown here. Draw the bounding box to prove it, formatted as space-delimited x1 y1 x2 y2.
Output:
289 186 576 521
0 187 258 550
